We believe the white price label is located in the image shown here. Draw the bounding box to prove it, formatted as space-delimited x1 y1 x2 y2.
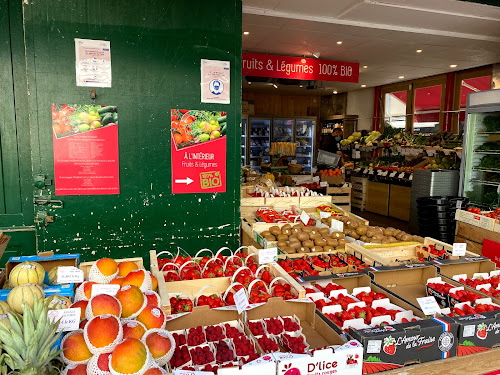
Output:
382 171 389 176
320 211 331 219
56 266 84 284
354 168 361 172
48 308 80 332
369 170 374 175
356 150 361 159
456 200 462 209
377 170 382 175
398 172 405 179
234 288 250 314
320 181 328 187
331 220 344 232
290 159 297 164
409 174 413 180
416 296 442 316
91 284 120 297
452 243 467 256
259 247 278 264
390 172 397 178
363 169 368 174
300 211 310 225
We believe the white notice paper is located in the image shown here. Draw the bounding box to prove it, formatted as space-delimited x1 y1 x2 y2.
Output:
453 243 467 256
331 220 344 232
320 181 328 187
300 211 310 225
416 296 441 316
75 38 111 87
259 247 278 264
320 211 331 219
57 266 84 284
234 288 250 314
201 59 230 104
398 172 405 179
48 308 80 332
91 284 120 298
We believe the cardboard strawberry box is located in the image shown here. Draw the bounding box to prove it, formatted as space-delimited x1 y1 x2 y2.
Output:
367 265 500 357
300 272 458 374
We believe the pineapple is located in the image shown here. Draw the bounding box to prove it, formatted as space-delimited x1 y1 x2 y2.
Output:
0 297 62 375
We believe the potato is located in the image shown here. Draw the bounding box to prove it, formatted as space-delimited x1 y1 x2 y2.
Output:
348 221 359 229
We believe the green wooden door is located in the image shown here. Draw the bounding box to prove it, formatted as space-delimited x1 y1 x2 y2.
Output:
17 0 242 262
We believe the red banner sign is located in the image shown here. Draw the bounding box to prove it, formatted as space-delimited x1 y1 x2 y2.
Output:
242 53 359 83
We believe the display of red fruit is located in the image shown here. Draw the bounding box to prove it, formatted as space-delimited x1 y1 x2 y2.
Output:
189 346 214 366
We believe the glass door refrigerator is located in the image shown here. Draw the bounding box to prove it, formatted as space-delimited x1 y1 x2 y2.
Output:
460 89 500 207
295 117 316 172
248 117 271 170
241 115 248 166
272 118 294 143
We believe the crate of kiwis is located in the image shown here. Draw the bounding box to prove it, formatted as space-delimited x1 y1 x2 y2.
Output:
257 223 349 256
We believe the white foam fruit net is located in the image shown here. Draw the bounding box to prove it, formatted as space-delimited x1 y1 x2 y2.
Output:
61 364 87 375
75 281 93 302
132 270 153 292
89 262 119 284
142 328 176 367
60 330 92 366
84 315 124 355
122 320 148 340
139 306 167 330
108 345 154 375
85 295 123 320
143 290 161 307
86 353 112 375
120 288 148 321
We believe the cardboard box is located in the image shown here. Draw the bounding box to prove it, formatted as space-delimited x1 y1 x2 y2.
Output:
301 272 458 373
319 174 346 186
367 266 500 356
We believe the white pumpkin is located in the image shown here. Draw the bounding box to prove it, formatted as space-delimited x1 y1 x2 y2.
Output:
48 267 59 285
2 281 13 289
7 284 45 314
9 261 45 286
46 295 72 310
0 301 11 329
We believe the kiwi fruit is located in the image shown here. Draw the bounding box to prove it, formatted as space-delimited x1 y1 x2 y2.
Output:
270 228 281 237
264 235 276 241
315 238 327 247
277 234 288 241
392 229 401 238
288 235 298 242
297 232 309 242
350 232 360 240
289 241 301 249
310 229 319 236
260 230 271 237
318 228 330 235
283 246 296 254
293 223 304 229
344 229 351 236
412 235 425 243
291 227 302 235
311 246 323 253
356 225 368 235
303 240 314 248
303 227 313 233
323 245 335 252
349 221 359 229
338 216 348 222
331 231 344 239
269 225 280 233
297 246 309 254
326 238 338 247
281 224 291 231
337 239 347 248
360 235 368 242
277 240 288 249
282 228 292 236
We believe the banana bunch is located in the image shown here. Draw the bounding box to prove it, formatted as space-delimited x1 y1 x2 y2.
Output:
0 298 62 375
264 172 275 181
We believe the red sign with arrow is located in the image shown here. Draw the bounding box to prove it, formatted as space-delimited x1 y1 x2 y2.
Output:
242 52 359 83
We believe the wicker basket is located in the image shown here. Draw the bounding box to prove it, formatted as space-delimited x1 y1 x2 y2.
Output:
288 163 304 174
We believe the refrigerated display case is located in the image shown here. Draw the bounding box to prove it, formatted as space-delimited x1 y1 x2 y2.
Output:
273 118 294 142
241 115 248 166
249 117 271 170
295 118 315 171
460 89 500 207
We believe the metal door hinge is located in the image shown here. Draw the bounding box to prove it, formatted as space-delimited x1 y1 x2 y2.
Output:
34 198 64 208
34 174 52 189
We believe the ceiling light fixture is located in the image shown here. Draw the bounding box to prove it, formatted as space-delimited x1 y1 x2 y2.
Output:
363 65 368 68
243 31 250 35
272 83 278 89
450 64 458 68
416 49 422 53
312 52 321 59
361 84 366 88
333 90 338 94
248 81 251 85
399 76 404 79
337 41 342 45
299 85 303 88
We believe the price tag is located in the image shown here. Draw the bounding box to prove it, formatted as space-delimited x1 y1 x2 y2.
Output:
234 288 250 314
356 150 361 159
369 170 374 175
320 211 331 219
363 169 368 174
398 172 405 179
331 220 344 233
409 174 413 180
56 266 84 284
456 200 462 209
382 171 389 176
453 243 467 256
320 181 328 187
300 211 310 225
290 159 297 164
312 166 318 173
259 247 278 264
48 308 80 332
377 170 382 175
416 296 442 316
390 172 397 178
354 168 361 172
91 284 120 297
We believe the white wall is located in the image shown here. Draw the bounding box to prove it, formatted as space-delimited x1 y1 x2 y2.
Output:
346 88 375 131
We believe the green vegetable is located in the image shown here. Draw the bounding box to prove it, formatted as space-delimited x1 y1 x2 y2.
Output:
221 124 227 136
112 112 118 122
78 124 90 132
199 133 210 142
478 155 500 170
97 106 117 115
101 113 114 125
484 116 500 132
217 115 227 123
190 121 204 137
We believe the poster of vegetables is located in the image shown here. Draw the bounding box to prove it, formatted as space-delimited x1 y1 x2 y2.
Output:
171 109 227 150
52 103 118 139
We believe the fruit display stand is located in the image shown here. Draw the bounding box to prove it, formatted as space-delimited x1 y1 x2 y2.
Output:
326 183 352 212
79 256 144 279
300 272 459 373
454 219 500 257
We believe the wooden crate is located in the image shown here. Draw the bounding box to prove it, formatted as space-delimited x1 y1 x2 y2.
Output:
79 257 144 280
351 197 366 211
455 221 500 257
389 184 411 221
366 181 389 215
326 185 351 212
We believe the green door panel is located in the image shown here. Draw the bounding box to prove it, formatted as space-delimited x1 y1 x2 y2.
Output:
19 0 242 261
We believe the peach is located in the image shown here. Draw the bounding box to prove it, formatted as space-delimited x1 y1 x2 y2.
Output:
65 364 87 375
79 318 88 330
88 294 121 318
110 276 124 287
71 300 89 319
116 285 145 318
137 306 165 330
145 331 173 359
117 261 138 277
110 338 148 374
62 331 92 363
122 269 148 289
122 320 147 340
144 368 167 374
143 291 160 307
95 258 118 276
85 315 121 349
77 281 97 300
150 273 158 291
96 352 111 371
